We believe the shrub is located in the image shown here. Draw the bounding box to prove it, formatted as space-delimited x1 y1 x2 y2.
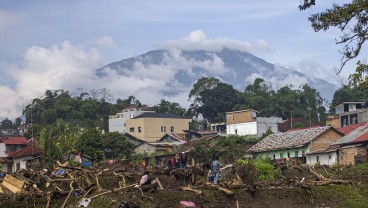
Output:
254 159 275 181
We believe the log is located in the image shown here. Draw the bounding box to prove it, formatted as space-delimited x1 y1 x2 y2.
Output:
205 182 234 196
90 184 138 199
179 186 202 195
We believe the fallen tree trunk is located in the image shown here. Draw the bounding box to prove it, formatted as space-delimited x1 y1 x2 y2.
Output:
179 186 202 195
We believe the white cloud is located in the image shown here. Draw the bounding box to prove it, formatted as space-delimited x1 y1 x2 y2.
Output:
159 30 274 54
91 36 117 48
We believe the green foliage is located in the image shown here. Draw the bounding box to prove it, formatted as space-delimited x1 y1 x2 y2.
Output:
101 132 133 159
259 128 273 140
236 159 257 185
307 1 368 86
153 99 189 117
293 122 304 129
330 85 368 114
254 159 275 181
75 128 104 161
188 135 257 164
130 153 145 166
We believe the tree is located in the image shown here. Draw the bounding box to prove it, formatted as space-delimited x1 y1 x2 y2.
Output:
306 1 368 87
0 118 14 129
153 99 188 117
101 132 133 159
329 85 368 113
194 82 241 123
75 128 103 161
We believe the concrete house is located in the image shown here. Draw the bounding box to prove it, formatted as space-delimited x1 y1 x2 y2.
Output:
226 109 282 137
125 112 191 142
108 106 154 133
248 126 343 164
7 142 40 172
327 102 368 128
0 136 28 157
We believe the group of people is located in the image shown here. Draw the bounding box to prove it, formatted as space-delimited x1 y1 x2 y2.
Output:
172 152 187 169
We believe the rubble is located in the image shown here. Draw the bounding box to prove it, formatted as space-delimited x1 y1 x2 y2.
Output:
0 159 358 208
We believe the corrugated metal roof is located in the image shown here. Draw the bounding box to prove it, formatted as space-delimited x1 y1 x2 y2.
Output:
333 125 368 145
249 126 332 152
337 122 368 135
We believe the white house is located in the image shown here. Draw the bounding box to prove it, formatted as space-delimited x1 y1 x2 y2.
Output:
8 142 40 173
108 106 154 133
0 136 28 157
226 109 282 137
306 146 338 166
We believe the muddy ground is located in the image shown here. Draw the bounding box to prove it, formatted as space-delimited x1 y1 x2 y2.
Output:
2 165 368 208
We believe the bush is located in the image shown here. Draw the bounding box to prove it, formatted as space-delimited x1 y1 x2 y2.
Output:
254 159 275 181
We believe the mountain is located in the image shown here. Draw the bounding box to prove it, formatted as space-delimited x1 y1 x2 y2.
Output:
96 48 337 101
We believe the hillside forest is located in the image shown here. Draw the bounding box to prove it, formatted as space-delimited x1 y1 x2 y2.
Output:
1 77 368 136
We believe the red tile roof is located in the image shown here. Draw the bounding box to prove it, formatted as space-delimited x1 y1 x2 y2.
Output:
0 136 28 145
0 157 12 163
337 122 368 135
7 143 40 158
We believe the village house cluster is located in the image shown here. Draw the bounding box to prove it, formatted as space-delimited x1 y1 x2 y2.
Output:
1 101 368 173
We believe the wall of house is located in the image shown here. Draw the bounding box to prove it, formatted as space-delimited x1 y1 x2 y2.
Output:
226 110 256 125
310 129 342 152
0 143 6 157
252 145 310 160
134 143 156 155
339 146 367 166
109 116 125 133
306 152 337 166
126 118 191 142
108 108 154 133
256 117 282 137
0 163 10 173
226 122 257 136
326 116 340 128
12 156 29 172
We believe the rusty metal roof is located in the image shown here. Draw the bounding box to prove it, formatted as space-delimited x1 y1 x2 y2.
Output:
249 126 332 152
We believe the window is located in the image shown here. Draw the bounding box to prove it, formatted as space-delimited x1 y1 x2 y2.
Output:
235 129 238 135
170 126 174 132
328 154 332 160
16 163 20 171
124 123 126 127
287 152 290 158
161 126 164 132
316 156 320 163
295 151 299 157
129 127 135 132
280 153 284 158
302 151 305 156
273 154 276 160
138 127 141 133
164 126 166 132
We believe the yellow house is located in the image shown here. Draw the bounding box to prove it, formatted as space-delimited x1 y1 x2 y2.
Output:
125 113 192 142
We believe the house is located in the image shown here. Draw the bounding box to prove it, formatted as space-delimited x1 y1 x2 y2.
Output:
332 124 368 165
248 126 343 163
226 109 282 137
0 136 28 157
0 157 12 173
125 112 191 142
305 146 339 166
210 122 226 133
134 141 182 155
7 142 40 173
334 101 368 127
108 106 154 133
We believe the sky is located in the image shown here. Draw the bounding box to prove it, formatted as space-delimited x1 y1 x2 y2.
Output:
0 0 357 120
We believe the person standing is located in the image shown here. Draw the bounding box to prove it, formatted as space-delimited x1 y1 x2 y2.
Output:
180 152 187 168
174 153 181 169
211 156 222 185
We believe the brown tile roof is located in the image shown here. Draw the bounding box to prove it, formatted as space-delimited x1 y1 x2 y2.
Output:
7 143 40 158
167 133 188 142
249 126 334 152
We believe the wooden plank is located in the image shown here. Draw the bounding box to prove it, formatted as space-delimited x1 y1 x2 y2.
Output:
4 174 25 189
2 181 21 193
2 174 24 193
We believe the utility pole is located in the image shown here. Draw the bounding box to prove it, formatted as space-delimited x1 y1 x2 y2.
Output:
307 107 312 128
